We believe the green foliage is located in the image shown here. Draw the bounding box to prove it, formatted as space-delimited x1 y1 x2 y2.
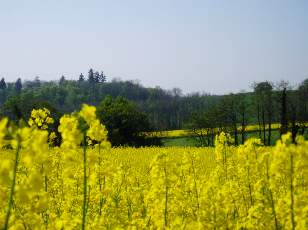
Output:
0 74 222 131
96 96 156 146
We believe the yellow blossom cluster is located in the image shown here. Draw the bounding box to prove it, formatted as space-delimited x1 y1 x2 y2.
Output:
28 108 54 130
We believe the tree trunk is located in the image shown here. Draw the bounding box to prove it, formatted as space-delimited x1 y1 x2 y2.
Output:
262 108 266 145
234 127 238 146
280 88 288 136
257 104 262 139
268 113 272 146
241 111 246 144
291 105 298 143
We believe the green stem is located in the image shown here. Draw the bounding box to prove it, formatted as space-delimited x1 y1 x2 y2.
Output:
164 163 168 227
224 145 228 180
191 158 200 213
45 174 48 192
4 137 21 230
82 135 87 230
98 143 102 192
266 157 278 230
290 151 295 230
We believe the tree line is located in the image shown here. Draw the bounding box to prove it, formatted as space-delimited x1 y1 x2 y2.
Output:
0 69 307 146
0 69 221 131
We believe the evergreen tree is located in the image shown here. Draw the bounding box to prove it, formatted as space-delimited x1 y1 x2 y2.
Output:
0 78 7 105
78 73 85 83
99 71 106 83
15 78 22 94
88 69 95 84
0 78 6 90
59 75 66 85
94 71 100 83
34 76 41 87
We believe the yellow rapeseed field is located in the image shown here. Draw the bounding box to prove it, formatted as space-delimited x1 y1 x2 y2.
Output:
144 123 283 138
0 105 307 229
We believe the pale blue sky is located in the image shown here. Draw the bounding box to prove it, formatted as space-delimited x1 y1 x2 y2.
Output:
1 0 308 94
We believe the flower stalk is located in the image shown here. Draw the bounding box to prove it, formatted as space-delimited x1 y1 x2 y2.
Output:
4 136 21 230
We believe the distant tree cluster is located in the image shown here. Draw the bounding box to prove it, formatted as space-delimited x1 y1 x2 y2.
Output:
96 96 160 146
189 80 308 146
0 69 220 132
0 70 307 146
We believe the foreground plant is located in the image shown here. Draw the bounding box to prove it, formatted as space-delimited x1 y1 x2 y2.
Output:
58 104 109 229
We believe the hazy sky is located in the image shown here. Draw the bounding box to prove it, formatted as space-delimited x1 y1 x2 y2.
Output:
1 0 308 94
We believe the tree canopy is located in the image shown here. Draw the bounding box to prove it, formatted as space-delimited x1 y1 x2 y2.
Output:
96 96 152 146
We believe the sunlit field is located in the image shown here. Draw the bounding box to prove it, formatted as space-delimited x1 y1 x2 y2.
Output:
0 106 307 229
145 123 295 138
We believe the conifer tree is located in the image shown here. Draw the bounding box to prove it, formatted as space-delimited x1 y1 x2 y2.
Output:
0 78 6 90
15 78 22 94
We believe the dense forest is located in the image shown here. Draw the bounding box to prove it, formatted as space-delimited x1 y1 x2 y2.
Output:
0 69 222 130
0 69 307 146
